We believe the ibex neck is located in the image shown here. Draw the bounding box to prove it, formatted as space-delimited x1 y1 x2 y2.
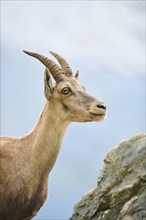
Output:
31 102 69 175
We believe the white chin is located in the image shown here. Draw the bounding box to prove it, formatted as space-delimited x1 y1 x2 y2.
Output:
94 115 106 122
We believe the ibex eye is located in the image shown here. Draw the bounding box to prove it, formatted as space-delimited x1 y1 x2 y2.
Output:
61 87 71 95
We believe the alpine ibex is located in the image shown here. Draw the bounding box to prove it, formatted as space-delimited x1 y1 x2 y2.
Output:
0 51 106 220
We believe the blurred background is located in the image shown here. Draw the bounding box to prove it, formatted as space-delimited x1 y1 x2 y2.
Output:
1 1 145 219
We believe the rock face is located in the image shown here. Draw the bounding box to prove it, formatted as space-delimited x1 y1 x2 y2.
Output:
70 134 146 220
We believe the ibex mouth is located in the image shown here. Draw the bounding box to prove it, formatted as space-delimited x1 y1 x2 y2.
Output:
89 112 106 117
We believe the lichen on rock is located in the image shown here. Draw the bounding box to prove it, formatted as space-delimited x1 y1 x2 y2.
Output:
70 134 146 220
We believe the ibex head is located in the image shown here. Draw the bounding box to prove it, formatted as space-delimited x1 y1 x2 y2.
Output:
23 50 106 122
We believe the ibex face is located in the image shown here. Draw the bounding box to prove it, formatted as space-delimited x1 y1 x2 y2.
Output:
24 51 106 123
47 72 106 122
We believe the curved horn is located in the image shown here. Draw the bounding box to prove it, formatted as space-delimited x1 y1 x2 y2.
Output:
23 50 63 81
50 51 73 76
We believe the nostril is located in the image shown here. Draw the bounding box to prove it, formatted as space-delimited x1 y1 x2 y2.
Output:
97 104 106 110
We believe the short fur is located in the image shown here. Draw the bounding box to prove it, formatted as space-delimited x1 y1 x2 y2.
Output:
0 52 106 220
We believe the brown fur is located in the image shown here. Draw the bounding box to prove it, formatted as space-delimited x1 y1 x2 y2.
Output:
0 59 106 219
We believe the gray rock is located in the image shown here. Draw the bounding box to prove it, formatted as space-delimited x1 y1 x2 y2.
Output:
70 134 146 220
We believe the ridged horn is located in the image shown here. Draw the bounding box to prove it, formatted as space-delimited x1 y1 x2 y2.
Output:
23 50 63 81
50 51 73 76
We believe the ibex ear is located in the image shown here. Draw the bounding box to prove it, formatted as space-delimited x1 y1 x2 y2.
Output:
44 68 53 99
75 70 79 80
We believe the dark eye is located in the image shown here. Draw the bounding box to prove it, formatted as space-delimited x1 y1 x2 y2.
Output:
61 87 71 95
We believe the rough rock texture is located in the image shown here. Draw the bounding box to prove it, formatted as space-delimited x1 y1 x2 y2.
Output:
70 134 146 220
